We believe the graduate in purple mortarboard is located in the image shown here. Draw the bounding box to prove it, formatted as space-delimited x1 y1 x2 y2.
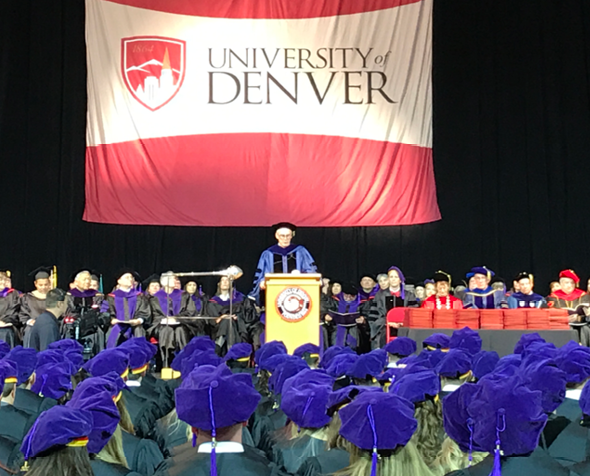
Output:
64 269 105 354
0 270 21 348
462 266 508 309
205 276 256 356
147 272 200 368
101 269 152 348
248 222 317 305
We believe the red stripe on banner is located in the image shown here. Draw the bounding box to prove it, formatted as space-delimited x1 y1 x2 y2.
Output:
84 134 440 227
104 0 422 19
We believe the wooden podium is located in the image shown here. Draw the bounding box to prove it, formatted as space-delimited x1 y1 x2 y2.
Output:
265 273 322 353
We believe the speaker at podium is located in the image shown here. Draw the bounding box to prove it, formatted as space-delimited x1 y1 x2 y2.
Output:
264 273 322 353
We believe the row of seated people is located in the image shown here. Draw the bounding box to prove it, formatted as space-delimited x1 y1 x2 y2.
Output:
1 329 590 476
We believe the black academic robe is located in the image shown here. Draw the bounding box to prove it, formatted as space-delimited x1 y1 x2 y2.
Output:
140 373 175 417
18 292 46 347
549 417 589 468
296 448 350 476
122 430 165 476
0 405 36 444
127 380 174 421
26 310 60 351
65 288 105 354
251 407 288 461
90 459 143 476
445 447 572 476
205 291 254 353
0 289 21 348
326 293 370 352
148 290 199 366
12 388 56 418
121 388 159 442
0 435 23 476
272 435 327 475
102 290 152 347
154 442 279 476
367 288 418 349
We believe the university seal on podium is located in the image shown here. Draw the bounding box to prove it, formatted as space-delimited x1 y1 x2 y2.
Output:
276 287 312 322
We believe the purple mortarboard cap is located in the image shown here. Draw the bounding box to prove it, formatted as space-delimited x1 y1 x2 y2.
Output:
326 353 359 379
348 352 387 380
339 392 417 454
442 383 481 452
31 362 72 399
0 340 10 358
67 391 120 454
5 346 37 385
36 350 76 376
435 349 472 378
282 369 334 395
293 343 320 359
328 386 382 412
119 337 157 362
514 333 546 355
384 337 417 357
520 342 557 369
472 351 499 380
48 339 84 353
320 346 355 369
259 353 298 373
72 373 125 401
63 349 84 371
396 355 419 367
118 342 151 373
391 369 440 403
377 368 402 385
421 349 446 368
555 343 590 384
579 380 590 415
467 378 547 456
269 358 308 395
20 406 93 460
176 364 260 430
0 359 18 394
223 343 253 362
84 348 130 378
254 341 287 365
489 354 521 379
184 336 216 354
281 382 332 428
179 351 223 377
423 333 451 350
469 267 494 278
449 327 482 356
518 360 566 414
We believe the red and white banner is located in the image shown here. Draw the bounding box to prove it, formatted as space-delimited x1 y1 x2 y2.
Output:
84 0 439 226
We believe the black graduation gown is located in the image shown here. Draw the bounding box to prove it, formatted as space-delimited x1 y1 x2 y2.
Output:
90 459 143 476
367 288 418 349
0 405 36 444
0 289 21 348
148 290 199 366
0 435 23 476
18 292 46 347
12 388 56 418
102 290 152 347
128 380 174 421
272 435 327 475
296 448 350 476
154 442 279 476
549 418 589 468
325 293 370 352
26 310 61 351
250 398 288 460
121 430 165 476
205 292 254 353
121 388 159 441
445 447 572 476
65 288 105 354
557 399 583 422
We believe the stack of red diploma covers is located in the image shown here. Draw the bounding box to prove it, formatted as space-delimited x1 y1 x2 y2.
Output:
503 309 528 329
478 310 503 329
548 309 570 330
433 310 456 328
524 309 550 329
406 309 433 327
455 309 480 329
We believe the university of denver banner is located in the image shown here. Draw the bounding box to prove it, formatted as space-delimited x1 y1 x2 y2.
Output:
84 0 439 226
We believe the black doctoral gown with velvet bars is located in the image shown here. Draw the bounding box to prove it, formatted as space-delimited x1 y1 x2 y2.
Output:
205 290 255 353
101 289 152 347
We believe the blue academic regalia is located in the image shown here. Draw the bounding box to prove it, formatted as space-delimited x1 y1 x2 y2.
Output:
249 244 317 303
507 292 546 309
462 287 507 309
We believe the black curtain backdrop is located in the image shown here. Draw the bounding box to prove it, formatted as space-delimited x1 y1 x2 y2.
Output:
2 0 590 295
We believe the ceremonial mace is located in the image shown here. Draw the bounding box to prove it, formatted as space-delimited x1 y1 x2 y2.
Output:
160 266 243 379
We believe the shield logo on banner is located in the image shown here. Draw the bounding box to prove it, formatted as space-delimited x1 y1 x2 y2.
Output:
121 36 186 111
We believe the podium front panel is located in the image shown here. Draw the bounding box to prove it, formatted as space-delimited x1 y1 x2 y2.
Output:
265 273 321 354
